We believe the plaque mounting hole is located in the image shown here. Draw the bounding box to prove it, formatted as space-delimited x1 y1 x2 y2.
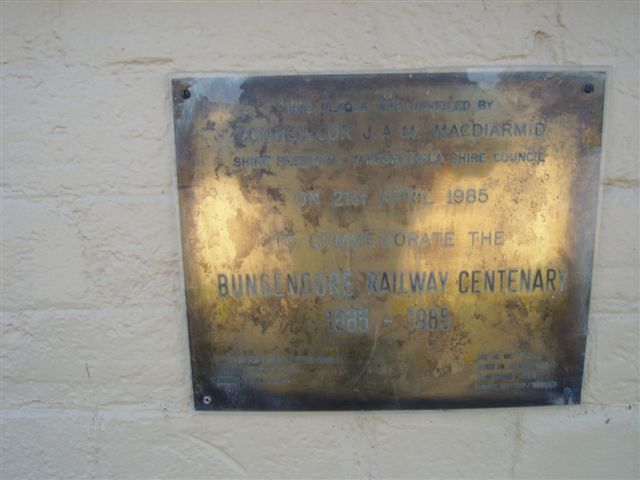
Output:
181 88 191 100
583 83 595 94
202 395 212 405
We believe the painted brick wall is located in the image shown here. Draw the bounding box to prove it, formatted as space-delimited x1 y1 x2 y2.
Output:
1 2 638 478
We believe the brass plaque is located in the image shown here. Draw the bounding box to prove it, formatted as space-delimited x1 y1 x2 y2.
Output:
172 70 606 410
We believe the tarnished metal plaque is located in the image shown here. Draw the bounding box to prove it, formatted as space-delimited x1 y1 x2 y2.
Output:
172 70 606 410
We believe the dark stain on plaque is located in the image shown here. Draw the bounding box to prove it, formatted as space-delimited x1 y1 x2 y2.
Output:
172 70 606 410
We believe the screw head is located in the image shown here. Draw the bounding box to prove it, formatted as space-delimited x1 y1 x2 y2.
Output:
181 88 191 99
202 395 212 405
583 83 595 94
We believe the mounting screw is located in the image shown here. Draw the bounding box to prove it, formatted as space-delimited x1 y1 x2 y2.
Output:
583 83 595 94
181 88 191 99
202 395 212 405
562 387 573 403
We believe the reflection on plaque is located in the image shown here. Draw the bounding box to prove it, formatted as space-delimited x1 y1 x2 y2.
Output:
172 70 606 410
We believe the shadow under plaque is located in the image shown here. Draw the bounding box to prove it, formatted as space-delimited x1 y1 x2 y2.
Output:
171 70 606 410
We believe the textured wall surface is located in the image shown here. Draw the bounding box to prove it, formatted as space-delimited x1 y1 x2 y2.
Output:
1 2 638 479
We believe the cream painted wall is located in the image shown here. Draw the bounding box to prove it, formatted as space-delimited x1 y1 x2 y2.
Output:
1 2 638 479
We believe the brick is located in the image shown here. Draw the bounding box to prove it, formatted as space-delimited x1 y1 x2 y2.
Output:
1 199 88 310
1 306 191 411
71 196 182 308
515 405 639 479
372 410 518 478
594 186 640 269
583 314 640 405
0 412 96 479
590 265 640 314
94 413 364 479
